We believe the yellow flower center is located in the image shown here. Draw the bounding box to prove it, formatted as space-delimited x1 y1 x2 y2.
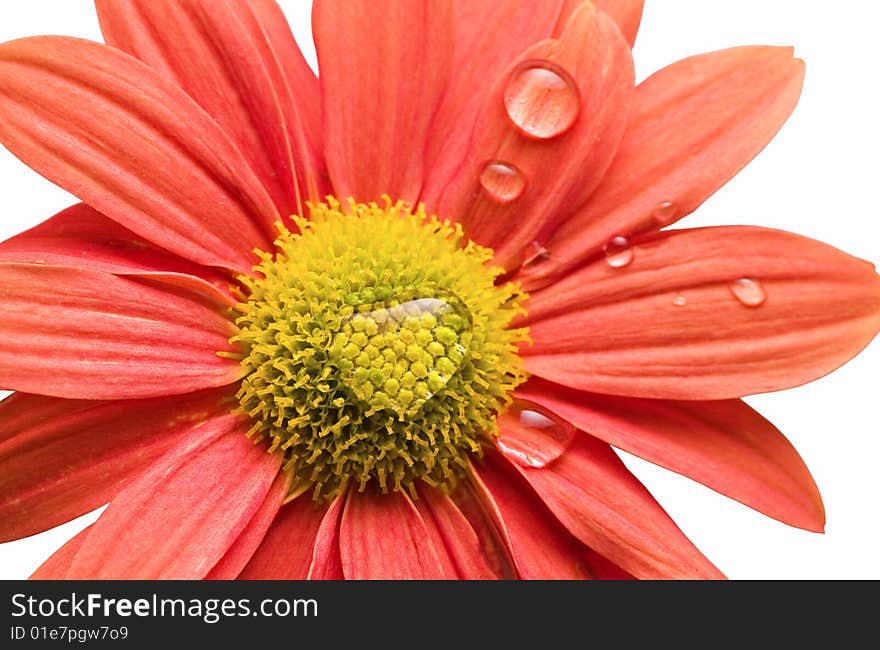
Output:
230 198 528 498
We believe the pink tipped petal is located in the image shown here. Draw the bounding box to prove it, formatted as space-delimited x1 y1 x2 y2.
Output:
516 378 825 531
65 415 281 579
449 482 517 579
471 455 593 579
582 0 645 45
0 36 277 272
523 46 805 287
239 493 330 580
313 0 452 204
339 490 453 579
250 0 322 165
206 470 291 579
307 494 345 580
438 3 634 269
523 226 880 400
0 388 230 543
30 526 92 580
0 263 241 400
510 433 724 579
96 0 322 217
414 486 498 579
421 0 568 209
0 203 238 307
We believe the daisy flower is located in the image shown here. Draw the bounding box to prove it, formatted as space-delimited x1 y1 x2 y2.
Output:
0 0 878 580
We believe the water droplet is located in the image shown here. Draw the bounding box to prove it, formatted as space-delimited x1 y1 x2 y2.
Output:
339 295 471 416
603 236 633 268
672 294 688 307
479 161 525 203
496 400 577 469
652 200 677 227
503 60 580 139
729 278 766 307
521 240 551 268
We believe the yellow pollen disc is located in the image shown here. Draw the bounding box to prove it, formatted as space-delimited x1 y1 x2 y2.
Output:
230 197 528 498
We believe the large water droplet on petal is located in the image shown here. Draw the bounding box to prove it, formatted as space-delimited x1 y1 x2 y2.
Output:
503 60 580 140
603 235 633 268
496 400 577 468
339 296 471 417
729 278 766 307
672 294 688 307
652 200 677 227
479 161 526 203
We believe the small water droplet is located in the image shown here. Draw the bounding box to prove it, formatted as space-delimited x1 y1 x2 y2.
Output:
496 401 577 469
652 200 677 227
603 236 633 269
729 278 766 307
521 240 550 268
479 161 525 203
503 60 580 139
672 294 687 307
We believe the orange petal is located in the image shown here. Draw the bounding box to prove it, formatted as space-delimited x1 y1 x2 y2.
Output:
313 0 452 204
523 226 880 399
471 455 594 579
421 0 568 209
339 490 453 579
206 470 291 579
509 434 724 579
556 0 644 46
96 0 323 217
438 2 634 269
239 493 331 580
414 485 498 579
30 526 92 580
65 415 281 579
0 36 277 272
521 46 804 288
516 378 825 531
307 494 345 580
0 263 241 399
0 388 231 543
0 203 238 307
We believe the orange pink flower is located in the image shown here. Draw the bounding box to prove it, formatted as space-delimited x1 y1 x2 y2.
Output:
0 0 878 580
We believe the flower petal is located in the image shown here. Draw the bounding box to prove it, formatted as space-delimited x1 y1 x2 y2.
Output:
580 0 644 46
238 493 330 580
307 494 345 580
339 490 452 579
420 0 568 209
521 46 805 288
65 414 281 579
206 469 291 580
523 226 880 400
96 0 322 216
0 36 277 272
250 0 322 165
414 485 498 579
0 388 230 543
471 455 593 579
516 378 825 531
30 526 92 580
437 2 634 269
512 435 724 579
313 0 452 204
0 203 238 307
0 262 241 399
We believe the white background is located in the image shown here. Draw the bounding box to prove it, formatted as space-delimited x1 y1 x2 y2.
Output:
0 1 877 580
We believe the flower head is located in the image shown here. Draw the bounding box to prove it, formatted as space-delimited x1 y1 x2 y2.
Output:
0 0 878 580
